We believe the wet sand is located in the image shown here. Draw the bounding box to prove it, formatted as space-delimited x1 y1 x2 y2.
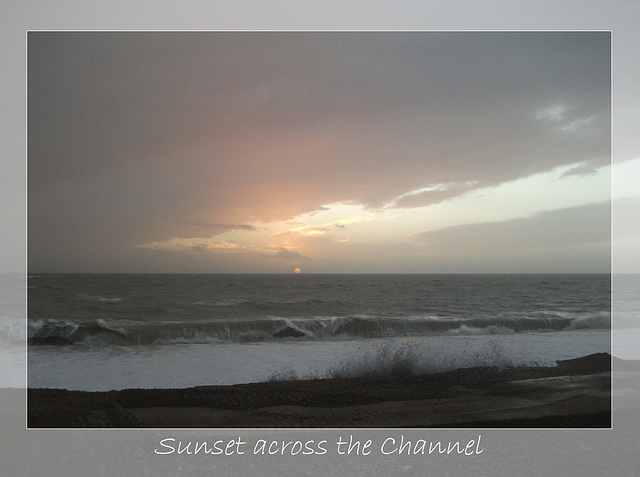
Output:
27 353 611 428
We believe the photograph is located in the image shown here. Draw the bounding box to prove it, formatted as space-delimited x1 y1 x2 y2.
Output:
27 31 612 429
2 1 640 475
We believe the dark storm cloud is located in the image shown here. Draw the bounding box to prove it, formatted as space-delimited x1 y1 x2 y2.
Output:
413 201 611 252
27 32 611 271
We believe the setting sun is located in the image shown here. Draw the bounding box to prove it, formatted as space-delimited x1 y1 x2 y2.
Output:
294 268 301 274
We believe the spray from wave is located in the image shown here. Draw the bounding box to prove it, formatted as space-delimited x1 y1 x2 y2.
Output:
266 338 521 382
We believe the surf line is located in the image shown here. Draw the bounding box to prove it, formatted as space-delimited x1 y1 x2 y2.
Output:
378 434 484 456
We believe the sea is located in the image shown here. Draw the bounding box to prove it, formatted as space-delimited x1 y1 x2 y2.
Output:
17 273 616 392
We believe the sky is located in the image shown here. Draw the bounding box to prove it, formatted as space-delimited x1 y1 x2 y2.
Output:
27 31 618 273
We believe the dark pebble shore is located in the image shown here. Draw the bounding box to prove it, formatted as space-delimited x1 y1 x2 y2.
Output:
27 352 612 429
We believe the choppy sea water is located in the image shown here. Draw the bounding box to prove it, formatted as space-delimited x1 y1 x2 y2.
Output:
19 273 615 391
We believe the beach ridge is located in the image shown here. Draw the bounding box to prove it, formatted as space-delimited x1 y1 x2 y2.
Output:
27 352 612 428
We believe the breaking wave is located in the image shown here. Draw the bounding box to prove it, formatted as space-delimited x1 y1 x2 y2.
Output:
27 311 610 346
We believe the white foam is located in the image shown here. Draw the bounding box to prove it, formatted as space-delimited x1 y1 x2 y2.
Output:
27 329 611 391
